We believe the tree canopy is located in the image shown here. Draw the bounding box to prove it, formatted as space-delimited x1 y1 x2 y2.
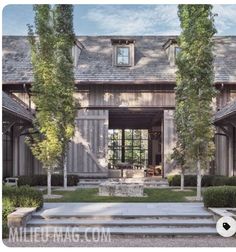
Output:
175 5 217 171
27 5 76 170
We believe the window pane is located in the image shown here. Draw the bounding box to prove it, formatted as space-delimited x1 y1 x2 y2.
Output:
117 47 129 65
133 140 141 147
117 47 129 57
117 56 129 65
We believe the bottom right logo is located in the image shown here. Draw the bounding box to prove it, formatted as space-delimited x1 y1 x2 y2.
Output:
216 216 236 237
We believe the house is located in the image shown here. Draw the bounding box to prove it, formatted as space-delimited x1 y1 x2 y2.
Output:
2 35 236 178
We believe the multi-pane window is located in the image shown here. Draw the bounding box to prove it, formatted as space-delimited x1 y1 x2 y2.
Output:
116 47 130 65
108 129 122 166
108 129 148 168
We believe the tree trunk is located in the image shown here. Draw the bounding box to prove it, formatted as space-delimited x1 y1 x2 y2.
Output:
196 159 202 200
180 172 184 191
47 169 51 196
63 156 67 189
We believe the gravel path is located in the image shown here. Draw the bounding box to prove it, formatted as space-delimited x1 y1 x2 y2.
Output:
3 235 236 247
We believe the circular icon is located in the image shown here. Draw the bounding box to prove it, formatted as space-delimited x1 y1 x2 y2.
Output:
216 216 236 237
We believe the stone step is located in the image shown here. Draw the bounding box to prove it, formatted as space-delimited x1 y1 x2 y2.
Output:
23 226 218 236
32 213 214 220
27 218 216 228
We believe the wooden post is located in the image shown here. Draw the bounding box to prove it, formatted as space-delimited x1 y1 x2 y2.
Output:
121 129 125 163
163 110 176 177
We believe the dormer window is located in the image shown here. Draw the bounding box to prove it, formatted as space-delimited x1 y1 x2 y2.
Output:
163 38 178 67
111 39 135 67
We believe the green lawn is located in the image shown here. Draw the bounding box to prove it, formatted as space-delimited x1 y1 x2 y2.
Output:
44 188 196 203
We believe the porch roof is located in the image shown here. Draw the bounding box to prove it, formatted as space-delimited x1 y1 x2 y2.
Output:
214 100 236 123
2 36 236 85
2 91 33 122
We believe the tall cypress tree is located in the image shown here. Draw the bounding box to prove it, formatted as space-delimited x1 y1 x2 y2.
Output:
27 5 76 194
53 4 76 188
175 5 217 199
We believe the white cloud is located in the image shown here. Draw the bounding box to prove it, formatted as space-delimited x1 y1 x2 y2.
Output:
84 5 180 35
83 4 236 36
213 5 236 35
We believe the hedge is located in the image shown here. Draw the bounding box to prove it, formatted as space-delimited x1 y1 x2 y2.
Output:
3 185 43 210
18 174 79 187
203 186 236 207
2 185 43 238
167 175 236 187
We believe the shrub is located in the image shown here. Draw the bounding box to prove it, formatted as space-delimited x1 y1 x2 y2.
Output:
226 176 236 186
2 186 43 238
167 175 197 186
18 174 79 187
203 186 236 207
3 185 43 210
67 174 79 186
201 175 215 187
167 174 232 187
2 197 15 239
212 176 229 186
2 197 14 221
17 176 34 186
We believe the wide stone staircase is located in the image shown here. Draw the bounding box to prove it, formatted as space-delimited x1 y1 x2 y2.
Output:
25 203 218 236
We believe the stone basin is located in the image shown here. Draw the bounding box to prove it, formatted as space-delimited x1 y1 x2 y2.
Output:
98 178 144 197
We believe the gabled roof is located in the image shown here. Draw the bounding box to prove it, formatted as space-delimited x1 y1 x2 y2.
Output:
2 91 33 121
2 36 236 85
214 100 236 122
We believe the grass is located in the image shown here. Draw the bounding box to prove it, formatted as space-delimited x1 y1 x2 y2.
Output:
44 188 196 203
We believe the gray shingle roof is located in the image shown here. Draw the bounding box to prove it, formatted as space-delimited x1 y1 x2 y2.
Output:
214 100 236 122
2 91 33 121
2 36 236 84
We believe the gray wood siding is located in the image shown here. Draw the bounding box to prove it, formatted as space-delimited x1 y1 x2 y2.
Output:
74 86 175 108
18 135 43 176
67 109 109 176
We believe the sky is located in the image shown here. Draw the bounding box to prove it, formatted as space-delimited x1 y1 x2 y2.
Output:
2 4 236 36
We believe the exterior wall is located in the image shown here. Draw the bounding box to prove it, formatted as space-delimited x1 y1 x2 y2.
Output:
13 134 43 176
10 87 235 178
215 88 236 176
74 86 175 108
67 109 109 177
215 127 228 176
18 135 43 176
215 125 235 176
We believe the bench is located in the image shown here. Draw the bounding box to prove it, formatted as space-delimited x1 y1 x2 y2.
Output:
5 177 18 186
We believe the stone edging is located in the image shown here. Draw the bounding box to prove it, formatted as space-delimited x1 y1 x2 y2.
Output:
208 207 236 221
7 207 37 228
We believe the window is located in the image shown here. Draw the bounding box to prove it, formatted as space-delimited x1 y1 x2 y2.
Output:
3 129 13 178
108 129 148 169
116 47 130 65
111 39 135 67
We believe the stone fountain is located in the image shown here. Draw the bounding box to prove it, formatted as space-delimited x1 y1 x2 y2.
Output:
98 178 144 197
